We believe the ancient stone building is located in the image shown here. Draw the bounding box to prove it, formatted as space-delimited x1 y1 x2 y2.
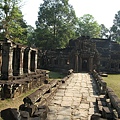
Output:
0 39 38 80
44 36 120 73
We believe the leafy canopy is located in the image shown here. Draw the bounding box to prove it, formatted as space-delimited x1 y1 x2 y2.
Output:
110 10 120 42
0 0 27 44
76 14 101 38
35 0 77 49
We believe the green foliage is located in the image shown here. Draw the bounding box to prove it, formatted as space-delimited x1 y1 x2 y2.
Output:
0 0 27 44
100 24 109 39
110 10 120 42
49 71 65 79
76 14 101 38
27 25 35 46
35 0 77 49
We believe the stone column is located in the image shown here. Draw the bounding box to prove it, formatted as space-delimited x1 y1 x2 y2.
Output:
89 57 93 72
28 49 31 73
35 50 38 71
19 48 24 75
8 45 13 76
75 53 78 72
1 42 13 79
79 57 82 72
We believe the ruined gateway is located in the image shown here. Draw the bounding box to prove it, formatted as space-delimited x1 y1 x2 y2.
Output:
43 36 120 73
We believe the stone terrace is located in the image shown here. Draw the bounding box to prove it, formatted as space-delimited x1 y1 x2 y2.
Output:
47 73 99 120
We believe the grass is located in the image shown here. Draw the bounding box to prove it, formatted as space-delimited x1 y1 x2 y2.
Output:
0 88 38 111
103 74 120 98
49 71 65 80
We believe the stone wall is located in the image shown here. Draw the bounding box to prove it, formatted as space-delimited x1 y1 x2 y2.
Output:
43 36 120 73
92 70 120 119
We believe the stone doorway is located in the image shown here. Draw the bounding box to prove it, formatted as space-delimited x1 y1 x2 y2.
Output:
82 59 89 71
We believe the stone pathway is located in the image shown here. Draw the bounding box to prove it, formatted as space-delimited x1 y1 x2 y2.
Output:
47 73 99 120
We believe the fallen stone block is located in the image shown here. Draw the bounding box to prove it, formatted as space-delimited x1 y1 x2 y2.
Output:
90 113 101 120
1 108 18 120
20 111 30 120
102 107 113 119
33 105 49 120
19 104 37 117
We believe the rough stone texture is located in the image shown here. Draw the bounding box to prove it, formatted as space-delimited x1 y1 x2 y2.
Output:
47 73 98 120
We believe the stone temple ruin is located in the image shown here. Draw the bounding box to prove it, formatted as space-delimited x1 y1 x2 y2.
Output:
0 36 120 119
0 36 120 99
0 38 46 99
43 36 120 73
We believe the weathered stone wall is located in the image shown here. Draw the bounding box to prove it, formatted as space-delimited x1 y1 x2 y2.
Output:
0 69 47 99
0 39 47 99
43 36 120 73
92 70 120 119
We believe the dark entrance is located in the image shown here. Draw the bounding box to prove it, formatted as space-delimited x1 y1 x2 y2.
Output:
82 59 88 71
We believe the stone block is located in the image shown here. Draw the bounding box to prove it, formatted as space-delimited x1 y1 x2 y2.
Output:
20 111 30 119
102 107 113 119
90 113 102 120
19 104 37 117
1 108 18 120
33 105 49 120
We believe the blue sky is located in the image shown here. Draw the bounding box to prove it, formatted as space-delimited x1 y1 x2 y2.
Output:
21 0 120 28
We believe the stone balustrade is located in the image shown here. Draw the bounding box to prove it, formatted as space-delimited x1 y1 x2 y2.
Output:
92 70 120 119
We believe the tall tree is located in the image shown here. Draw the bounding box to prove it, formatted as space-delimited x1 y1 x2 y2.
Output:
27 25 35 46
0 0 27 43
110 10 120 42
35 0 77 49
100 24 109 39
76 14 101 38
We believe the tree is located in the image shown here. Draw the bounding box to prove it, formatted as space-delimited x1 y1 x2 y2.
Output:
110 10 120 42
99 24 109 39
0 0 27 43
27 25 35 46
35 0 77 49
76 14 101 38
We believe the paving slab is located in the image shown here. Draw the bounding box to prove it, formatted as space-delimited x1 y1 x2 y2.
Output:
47 73 99 120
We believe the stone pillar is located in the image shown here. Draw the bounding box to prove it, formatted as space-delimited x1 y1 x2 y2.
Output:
75 53 78 72
12 47 20 76
30 50 36 72
9 46 13 76
19 48 24 75
89 57 93 72
1 42 13 79
28 50 31 73
23 47 30 73
79 57 82 72
35 50 38 71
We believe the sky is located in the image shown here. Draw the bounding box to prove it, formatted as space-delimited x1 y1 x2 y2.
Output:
21 0 120 28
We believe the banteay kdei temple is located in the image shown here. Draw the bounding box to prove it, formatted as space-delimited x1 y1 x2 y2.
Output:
0 36 120 79
42 36 120 73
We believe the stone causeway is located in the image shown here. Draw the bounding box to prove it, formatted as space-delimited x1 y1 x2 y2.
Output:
47 73 99 120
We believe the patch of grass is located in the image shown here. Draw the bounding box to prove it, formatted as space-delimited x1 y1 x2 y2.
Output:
0 88 38 111
49 71 65 79
103 74 120 98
